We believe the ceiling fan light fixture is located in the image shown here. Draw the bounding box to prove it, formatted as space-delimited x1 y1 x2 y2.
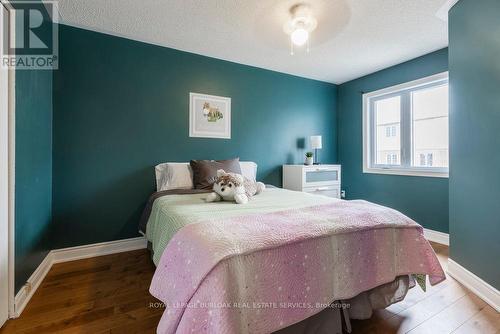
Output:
283 4 318 55
291 27 309 46
283 4 317 54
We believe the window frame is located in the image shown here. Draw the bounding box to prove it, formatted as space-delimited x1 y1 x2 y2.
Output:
362 72 449 178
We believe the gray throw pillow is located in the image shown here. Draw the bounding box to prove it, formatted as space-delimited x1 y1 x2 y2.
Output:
190 158 242 190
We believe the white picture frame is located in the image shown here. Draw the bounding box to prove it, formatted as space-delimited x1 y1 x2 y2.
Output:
189 92 231 139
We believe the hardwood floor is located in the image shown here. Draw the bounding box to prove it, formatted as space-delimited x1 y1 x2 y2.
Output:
1 243 498 333
0 250 163 334
350 242 499 334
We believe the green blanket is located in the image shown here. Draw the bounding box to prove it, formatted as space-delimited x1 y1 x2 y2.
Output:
146 188 337 265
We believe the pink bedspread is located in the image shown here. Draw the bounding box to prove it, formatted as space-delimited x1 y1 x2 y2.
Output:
150 200 445 334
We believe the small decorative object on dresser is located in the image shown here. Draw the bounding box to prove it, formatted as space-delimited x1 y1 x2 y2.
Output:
283 164 341 198
304 152 314 165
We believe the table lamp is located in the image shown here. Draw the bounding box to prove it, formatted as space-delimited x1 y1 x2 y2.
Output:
310 135 322 165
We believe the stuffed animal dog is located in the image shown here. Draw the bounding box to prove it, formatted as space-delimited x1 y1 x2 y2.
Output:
206 169 265 204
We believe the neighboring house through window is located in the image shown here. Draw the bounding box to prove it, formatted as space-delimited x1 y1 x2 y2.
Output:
363 72 449 177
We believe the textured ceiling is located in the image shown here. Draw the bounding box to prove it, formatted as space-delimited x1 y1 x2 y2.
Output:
54 0 450 84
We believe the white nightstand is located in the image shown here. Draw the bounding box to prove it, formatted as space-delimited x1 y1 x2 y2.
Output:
282 164 342 199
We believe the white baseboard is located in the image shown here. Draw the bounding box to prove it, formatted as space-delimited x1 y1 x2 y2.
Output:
13 236 147 318
51 236 147 264
13 252 53 317
423 228 449 246
447 259 500 312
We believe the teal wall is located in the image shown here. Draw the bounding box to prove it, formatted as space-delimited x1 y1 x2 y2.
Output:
50 25 338 249
14 0 54 292
338 48 449 233
449 0 500 289
15 54 53 289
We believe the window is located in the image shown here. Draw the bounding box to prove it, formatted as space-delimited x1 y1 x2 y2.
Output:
386 153 398 165
419 154 426 166
363 72 449 177
385 125 397 137
427 153 433 167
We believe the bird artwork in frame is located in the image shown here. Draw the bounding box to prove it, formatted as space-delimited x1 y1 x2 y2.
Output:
189 92 231 139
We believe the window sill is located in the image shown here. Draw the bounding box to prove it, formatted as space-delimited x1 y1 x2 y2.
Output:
363 167 449 178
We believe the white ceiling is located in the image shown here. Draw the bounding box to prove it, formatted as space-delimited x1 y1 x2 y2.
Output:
54 0 450 84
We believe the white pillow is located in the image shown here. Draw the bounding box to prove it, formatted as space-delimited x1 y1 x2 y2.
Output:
155 161 258 191
239 161 257 181
155 163 194 191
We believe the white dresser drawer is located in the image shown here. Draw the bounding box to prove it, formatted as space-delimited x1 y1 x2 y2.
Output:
303 167 340 187
283 164 341 198
304 185 340 199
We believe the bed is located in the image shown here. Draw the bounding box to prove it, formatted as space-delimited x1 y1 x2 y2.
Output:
140 164 445 334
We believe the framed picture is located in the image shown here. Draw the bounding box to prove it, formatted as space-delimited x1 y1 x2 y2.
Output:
189 92 231 139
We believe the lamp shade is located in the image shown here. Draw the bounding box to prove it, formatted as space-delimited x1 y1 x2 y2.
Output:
310 135 322 149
